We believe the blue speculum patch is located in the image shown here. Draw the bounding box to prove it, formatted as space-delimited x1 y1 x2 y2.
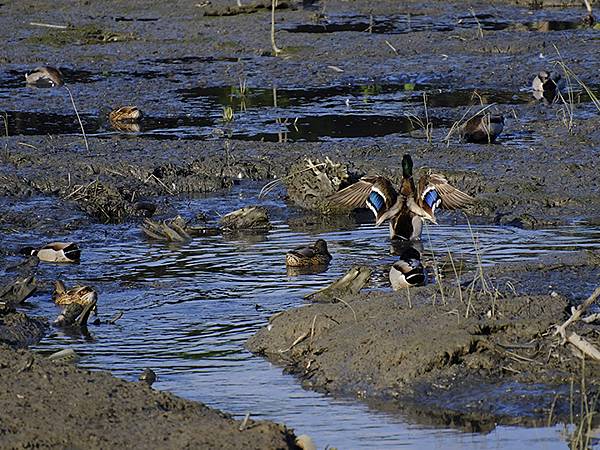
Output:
424 190 439 208
368 191 385 212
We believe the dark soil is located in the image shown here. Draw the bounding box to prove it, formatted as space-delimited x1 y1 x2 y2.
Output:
0 344 298 449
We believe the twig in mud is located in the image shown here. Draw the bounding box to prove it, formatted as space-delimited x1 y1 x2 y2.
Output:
108 311 124 324
334 297 357 323
554 287 600 361
63 85 89 152
582 313 600 324
547 393 559 426
447 247 464 304
280 330 309 353
384 40 398 55
144 173 174 195
17 142 38 149
469 8 484 39
238 412 250 431
64 184 86 200
29 22 68 29
309 314 318 339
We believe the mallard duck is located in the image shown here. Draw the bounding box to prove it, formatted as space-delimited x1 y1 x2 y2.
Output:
328 155 474 241
389 246 426 290
25 66 64 88
20 242 80 263
53 281 98 327
53 280 97 309
532 70 563 103
109 106 143 123
460 114 504 143
286 239 332 267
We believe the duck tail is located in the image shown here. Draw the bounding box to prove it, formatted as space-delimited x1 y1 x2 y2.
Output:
402 154 413 179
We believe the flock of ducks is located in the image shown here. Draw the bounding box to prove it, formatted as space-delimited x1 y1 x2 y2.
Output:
21 65 566 297
285 154 474 290
18 242 97 323
23 65 565 144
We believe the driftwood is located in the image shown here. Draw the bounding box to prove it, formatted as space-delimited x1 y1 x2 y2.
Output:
0 276 36 307
554 287 600 361
220 206 271 232
142 216 220 242
305 266 372 302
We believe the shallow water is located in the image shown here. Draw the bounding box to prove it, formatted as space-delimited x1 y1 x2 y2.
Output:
2 66 598 143
2 186 599 449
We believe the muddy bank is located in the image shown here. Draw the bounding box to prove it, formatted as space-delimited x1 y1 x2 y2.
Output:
0 279 300 449
247 252 600 429
0 345 298 449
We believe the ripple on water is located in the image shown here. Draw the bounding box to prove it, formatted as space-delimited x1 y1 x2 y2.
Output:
1 190 597 449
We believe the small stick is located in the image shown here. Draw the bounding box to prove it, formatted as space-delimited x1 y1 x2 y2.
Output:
280 331 309 353
271 0 282 55
385 40 398 55
238 412 250 431
63 85 89 152
555 287 600 337
29 22 68 29
334 297 357 322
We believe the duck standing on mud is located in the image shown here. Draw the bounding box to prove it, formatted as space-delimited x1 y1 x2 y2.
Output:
286 239 332 267
328 155 474 241
20 242 80 263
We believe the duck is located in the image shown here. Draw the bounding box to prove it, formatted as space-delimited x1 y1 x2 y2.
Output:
109 106 143 123
25 66 64 88
53 280 97 308
460 113 504 143
19 242 80 263
286 239 332 267
328 155 474 241
389 246 426 290
532 70 563 103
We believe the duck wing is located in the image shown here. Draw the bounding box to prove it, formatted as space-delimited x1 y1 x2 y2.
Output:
290 246 316 258
418 174 474 214
328 176 399 222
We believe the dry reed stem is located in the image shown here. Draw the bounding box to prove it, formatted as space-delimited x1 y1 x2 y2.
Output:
63 85 89 152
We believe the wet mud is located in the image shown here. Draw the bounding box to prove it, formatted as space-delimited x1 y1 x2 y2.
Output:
1 0 599 444
0 344 298 449
247 252 600 429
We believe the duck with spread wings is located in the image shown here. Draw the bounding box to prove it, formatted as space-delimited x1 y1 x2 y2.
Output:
328 155 474 241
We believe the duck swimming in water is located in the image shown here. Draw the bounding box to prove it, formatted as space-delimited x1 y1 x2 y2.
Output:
286 239 332 267
20 242 80 263
25 66 64 88
328 155 474 241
